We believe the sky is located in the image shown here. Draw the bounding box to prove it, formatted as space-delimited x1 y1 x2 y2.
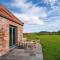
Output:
0 0 60 33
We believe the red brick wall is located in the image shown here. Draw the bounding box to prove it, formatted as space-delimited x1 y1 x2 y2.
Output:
0 16 23 56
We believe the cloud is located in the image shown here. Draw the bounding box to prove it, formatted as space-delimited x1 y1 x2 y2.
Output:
12 0 32 12
10 0 60 32
44 0 57 6
13 12 45 25
12 0 47 25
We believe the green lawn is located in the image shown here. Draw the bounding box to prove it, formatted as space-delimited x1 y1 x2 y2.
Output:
24 34 60 60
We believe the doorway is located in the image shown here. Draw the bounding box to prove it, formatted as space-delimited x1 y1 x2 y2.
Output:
9 25 16 48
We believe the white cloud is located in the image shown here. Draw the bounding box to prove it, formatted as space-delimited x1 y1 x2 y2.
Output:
45 0 57 5
45 0 57 3
12 0 47 26
13 12 44 25
12 0 32 12
44 0 57 6
11 0 60 32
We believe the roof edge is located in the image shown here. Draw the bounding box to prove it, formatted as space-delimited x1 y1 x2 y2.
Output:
0 4 24 26
0 14 24 26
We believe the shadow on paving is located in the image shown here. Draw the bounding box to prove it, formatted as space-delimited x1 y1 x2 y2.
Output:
0 43 43 60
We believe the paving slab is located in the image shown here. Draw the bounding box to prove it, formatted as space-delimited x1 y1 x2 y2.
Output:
0 43 43 60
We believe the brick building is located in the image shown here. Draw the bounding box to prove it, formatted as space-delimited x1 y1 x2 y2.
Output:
0 5 24 56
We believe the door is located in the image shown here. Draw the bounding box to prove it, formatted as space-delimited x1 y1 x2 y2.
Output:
9 26 16 48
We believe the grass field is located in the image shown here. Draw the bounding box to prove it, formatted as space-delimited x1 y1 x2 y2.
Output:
24 34 60 60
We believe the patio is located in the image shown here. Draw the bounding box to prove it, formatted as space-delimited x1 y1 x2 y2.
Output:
0 43 43 60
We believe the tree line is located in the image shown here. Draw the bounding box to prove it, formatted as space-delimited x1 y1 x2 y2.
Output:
39 31 60 35
24 31 60 35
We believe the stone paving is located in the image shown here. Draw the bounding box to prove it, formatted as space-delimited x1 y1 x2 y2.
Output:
0 43 43 60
